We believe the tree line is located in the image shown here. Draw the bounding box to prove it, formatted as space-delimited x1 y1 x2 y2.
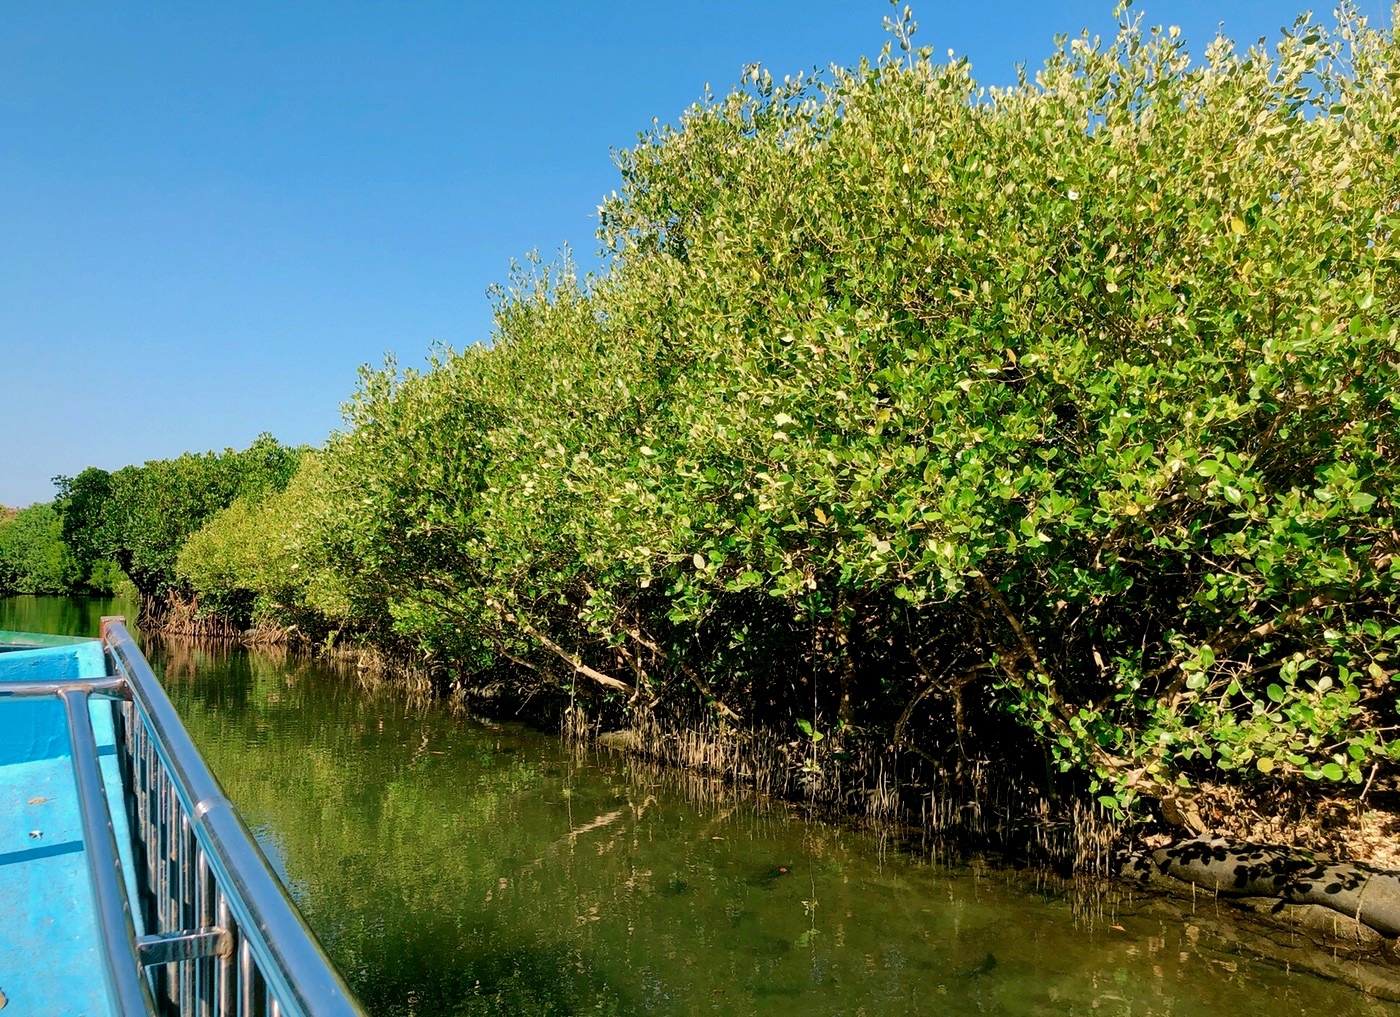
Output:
0 434 301 607
7 5 1399 825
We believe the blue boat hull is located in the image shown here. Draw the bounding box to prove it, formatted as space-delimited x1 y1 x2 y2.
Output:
1 623 365 1016
0 632 127 1017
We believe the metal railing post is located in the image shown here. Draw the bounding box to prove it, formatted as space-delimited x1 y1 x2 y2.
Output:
100 617 365 1017
60 686 160 1016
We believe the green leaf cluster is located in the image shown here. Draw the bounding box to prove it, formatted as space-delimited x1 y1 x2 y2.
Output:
0 503 81 594
177 5 1400 802
55 433 303 603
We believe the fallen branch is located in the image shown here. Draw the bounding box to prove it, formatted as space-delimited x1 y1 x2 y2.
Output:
514 617 633 693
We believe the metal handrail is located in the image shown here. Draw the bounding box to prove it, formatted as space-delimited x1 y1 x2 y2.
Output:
2 624 365 1015
0 676 155 1013
61 685 161 1015
100 617 366 1017
0 675 127 699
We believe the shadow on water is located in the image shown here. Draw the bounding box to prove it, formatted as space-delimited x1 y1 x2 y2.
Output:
5 597 1393 1017
348 935 633 1017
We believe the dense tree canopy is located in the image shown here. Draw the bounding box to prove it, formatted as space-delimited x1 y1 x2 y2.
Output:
39 434 304 602
142 5 1400 814
0 503 80 595
0 436 301 600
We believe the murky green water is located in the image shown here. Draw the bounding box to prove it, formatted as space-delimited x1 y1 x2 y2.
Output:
0 591 141 641
4 596 1392 1016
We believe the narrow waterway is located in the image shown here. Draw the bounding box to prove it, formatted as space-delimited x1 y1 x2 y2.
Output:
3 596 1391 1016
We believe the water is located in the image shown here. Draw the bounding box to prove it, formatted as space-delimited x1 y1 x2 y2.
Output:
0 592 141 640
4 596 1392 1016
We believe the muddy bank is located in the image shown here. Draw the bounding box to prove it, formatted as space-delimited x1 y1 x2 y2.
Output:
591 722 1398 865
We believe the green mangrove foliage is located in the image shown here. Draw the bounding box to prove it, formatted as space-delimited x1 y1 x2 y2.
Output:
0 503 81 595
54 433 303 604
179 6 1400 811
176 452 358 632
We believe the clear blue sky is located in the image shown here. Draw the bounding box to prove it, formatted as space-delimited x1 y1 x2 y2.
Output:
1 1 1390 507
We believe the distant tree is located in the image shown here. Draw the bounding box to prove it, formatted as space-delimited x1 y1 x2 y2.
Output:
54 467 117 589
0 503 81 594
55 435 304 602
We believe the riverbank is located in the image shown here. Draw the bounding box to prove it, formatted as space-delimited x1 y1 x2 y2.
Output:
521 678 1400 1002
586 721 1400 999
144 631 1400 1016
141 602 1400 878
9 591 1399 1010
166 604 1400 1000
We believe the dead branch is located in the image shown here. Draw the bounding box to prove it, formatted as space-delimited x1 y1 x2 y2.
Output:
514 618 633 693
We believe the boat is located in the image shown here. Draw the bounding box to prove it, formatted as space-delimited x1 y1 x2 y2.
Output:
0 617 365 1017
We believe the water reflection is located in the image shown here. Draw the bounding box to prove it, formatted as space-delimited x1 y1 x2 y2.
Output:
0 593 141 639
2 597 1389 1016
147 642 1388 1017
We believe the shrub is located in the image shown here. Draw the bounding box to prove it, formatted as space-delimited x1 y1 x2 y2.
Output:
178 452 358 633
0 503 80 594
175 4 1400 808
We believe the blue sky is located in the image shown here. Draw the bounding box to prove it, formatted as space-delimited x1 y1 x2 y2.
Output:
1 1 1390 506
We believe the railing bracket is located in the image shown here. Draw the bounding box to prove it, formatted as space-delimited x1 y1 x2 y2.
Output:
138 927 234 965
